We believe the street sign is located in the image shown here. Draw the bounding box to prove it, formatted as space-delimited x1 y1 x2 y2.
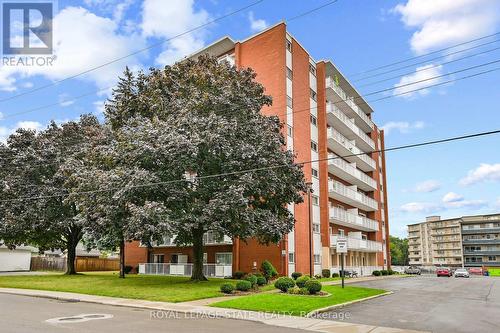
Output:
336 237 348 253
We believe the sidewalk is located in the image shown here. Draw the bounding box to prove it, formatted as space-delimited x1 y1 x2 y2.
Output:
0 287 427 333
322 274 410 286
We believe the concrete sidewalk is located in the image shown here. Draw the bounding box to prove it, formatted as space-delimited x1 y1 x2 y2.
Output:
0 287 427 333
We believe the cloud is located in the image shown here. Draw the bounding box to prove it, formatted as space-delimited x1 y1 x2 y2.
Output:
0 7 145 92
495 197 500 208
442 192 463 203
414 180 441 193
460 163 500 186
248 11 268 32
58 94 75 107
381 120 425 135
141 0 210 66
400 192 487 213
393 64 443 98
400 202 440 214
0 121 43 143
394 0 500 55
441 192 487 209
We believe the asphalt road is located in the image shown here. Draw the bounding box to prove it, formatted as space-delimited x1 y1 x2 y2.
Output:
324 275 500 333
0 293 309 333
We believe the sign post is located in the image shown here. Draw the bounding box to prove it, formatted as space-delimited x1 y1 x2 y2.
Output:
336 237 347 289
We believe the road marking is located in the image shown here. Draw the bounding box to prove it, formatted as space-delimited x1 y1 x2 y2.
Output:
46 313 113 324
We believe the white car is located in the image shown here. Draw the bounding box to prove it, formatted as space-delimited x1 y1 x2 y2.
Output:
454 268 470 278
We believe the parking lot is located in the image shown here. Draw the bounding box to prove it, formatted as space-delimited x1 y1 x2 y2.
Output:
324 275 500 333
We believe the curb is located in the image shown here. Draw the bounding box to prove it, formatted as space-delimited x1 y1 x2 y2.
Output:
306 291 393 317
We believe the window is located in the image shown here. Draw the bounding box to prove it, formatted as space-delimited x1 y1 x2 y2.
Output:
152 254 164 263
339 229 345 236
286 67 293 80
311 140 318 152
313 223 320 233
310 89 317 101
203 253 207 264
309 63 316 76
287 125 293 137
288 252 295 263
488 256 497 261
313 254 321 264
286 40 292 52
287 95 293 108
215 253 233 265
312 168 319 178
310 114 317 126
312 195 319 206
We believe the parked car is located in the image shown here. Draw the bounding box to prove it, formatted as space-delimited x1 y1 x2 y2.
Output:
436 268 453 277
454 268 470 278
468 267 483 276
404 266 421 275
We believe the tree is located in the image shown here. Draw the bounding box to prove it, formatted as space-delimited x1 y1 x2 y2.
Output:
97 55 306 281
0 115 104 274
390 235 409 266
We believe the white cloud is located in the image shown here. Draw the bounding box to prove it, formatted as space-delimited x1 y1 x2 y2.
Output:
0 121 43 143
141 0 209 66
414 180 441 193
0 7 145 92
394 0 500 55
93 100 106 114
495 197 500 208
393 64 443 98
58 94 75 107
460 163 500 186
442 192 463 203
381 120 425 135
400 202 440 214
248 11 267 32
441 192 486 209
400 192 487 213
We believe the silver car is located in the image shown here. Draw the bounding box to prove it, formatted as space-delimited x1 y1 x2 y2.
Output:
454 268 470 278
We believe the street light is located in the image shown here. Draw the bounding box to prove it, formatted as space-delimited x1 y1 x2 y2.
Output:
306 181 314 277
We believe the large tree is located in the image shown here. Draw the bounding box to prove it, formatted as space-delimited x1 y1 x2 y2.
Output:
94 56 306 281
0 115 104 274
390 235 409 266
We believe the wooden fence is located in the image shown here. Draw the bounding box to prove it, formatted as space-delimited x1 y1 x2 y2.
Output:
30 257 120 272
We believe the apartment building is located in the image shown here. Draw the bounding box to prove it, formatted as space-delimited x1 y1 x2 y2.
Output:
408 213 500 268
126 22 391 277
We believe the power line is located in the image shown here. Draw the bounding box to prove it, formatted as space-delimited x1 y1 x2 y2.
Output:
287 0 338 21
2 128 499 203
349 31 500 78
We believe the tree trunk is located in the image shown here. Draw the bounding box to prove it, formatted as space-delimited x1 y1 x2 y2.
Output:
65 242 77 275
119 238 125 278
191 229 207 281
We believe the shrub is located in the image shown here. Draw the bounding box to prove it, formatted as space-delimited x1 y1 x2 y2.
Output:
314 274 322 279
261 260 278 280
256 276 267 286
236 280 252 292
380 270 389 276
274 277 295 292
332 273 339 278
124 265 133 274
372 270 381 276
233 271 246 280
220 283 234 294
322 269 331 278
305 279 322 295
245 274 258 287
296 275 311 288
291 272 302 280
388 269 395 275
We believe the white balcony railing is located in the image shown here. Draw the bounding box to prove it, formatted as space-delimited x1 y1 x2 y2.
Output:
138 263 232 278
328 180 378 211
327 128 376 170
329 206 379 231
328 153 377 190
154 232 232 247
325 77 374 130
330 235 382 252
326 103 375 150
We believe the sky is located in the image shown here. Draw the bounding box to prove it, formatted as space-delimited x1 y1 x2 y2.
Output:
0 0 500 237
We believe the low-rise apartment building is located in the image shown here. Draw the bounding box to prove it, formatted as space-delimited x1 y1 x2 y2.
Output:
408 213 500 268
126 22 391 277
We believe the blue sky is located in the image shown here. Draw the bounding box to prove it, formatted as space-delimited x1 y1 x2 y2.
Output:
1 0 500 237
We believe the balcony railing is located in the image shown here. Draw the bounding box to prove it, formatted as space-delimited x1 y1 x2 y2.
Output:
327 128 376 170
328 180 378 211
138 263 232 278
328 153 377 191
330 235 382 252
329 206 379 232
326 103 375 151
154 232 232 247
325 77 374 130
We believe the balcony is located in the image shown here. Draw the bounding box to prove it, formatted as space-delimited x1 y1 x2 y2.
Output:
462 227 500 234
462 238 500 244
327 128 376 172
326 103 375 152
328 180 378 211
154 232 232 247
330 234 382 252
328 153 377 191
463 250 500 256
329 206 379 232
325 77 374 132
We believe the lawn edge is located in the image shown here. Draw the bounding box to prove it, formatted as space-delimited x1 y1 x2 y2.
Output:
305 291 393 318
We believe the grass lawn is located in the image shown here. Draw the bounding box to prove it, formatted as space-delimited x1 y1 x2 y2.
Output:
211 285 387 316
0 272 238 303
488 268 500 276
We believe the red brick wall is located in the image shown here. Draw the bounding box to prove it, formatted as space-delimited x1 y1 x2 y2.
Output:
124 241 148 269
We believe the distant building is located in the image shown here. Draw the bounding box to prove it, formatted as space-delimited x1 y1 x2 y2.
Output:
407 214 500 268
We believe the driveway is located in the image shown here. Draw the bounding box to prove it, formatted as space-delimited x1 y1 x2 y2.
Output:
323 275 500 333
